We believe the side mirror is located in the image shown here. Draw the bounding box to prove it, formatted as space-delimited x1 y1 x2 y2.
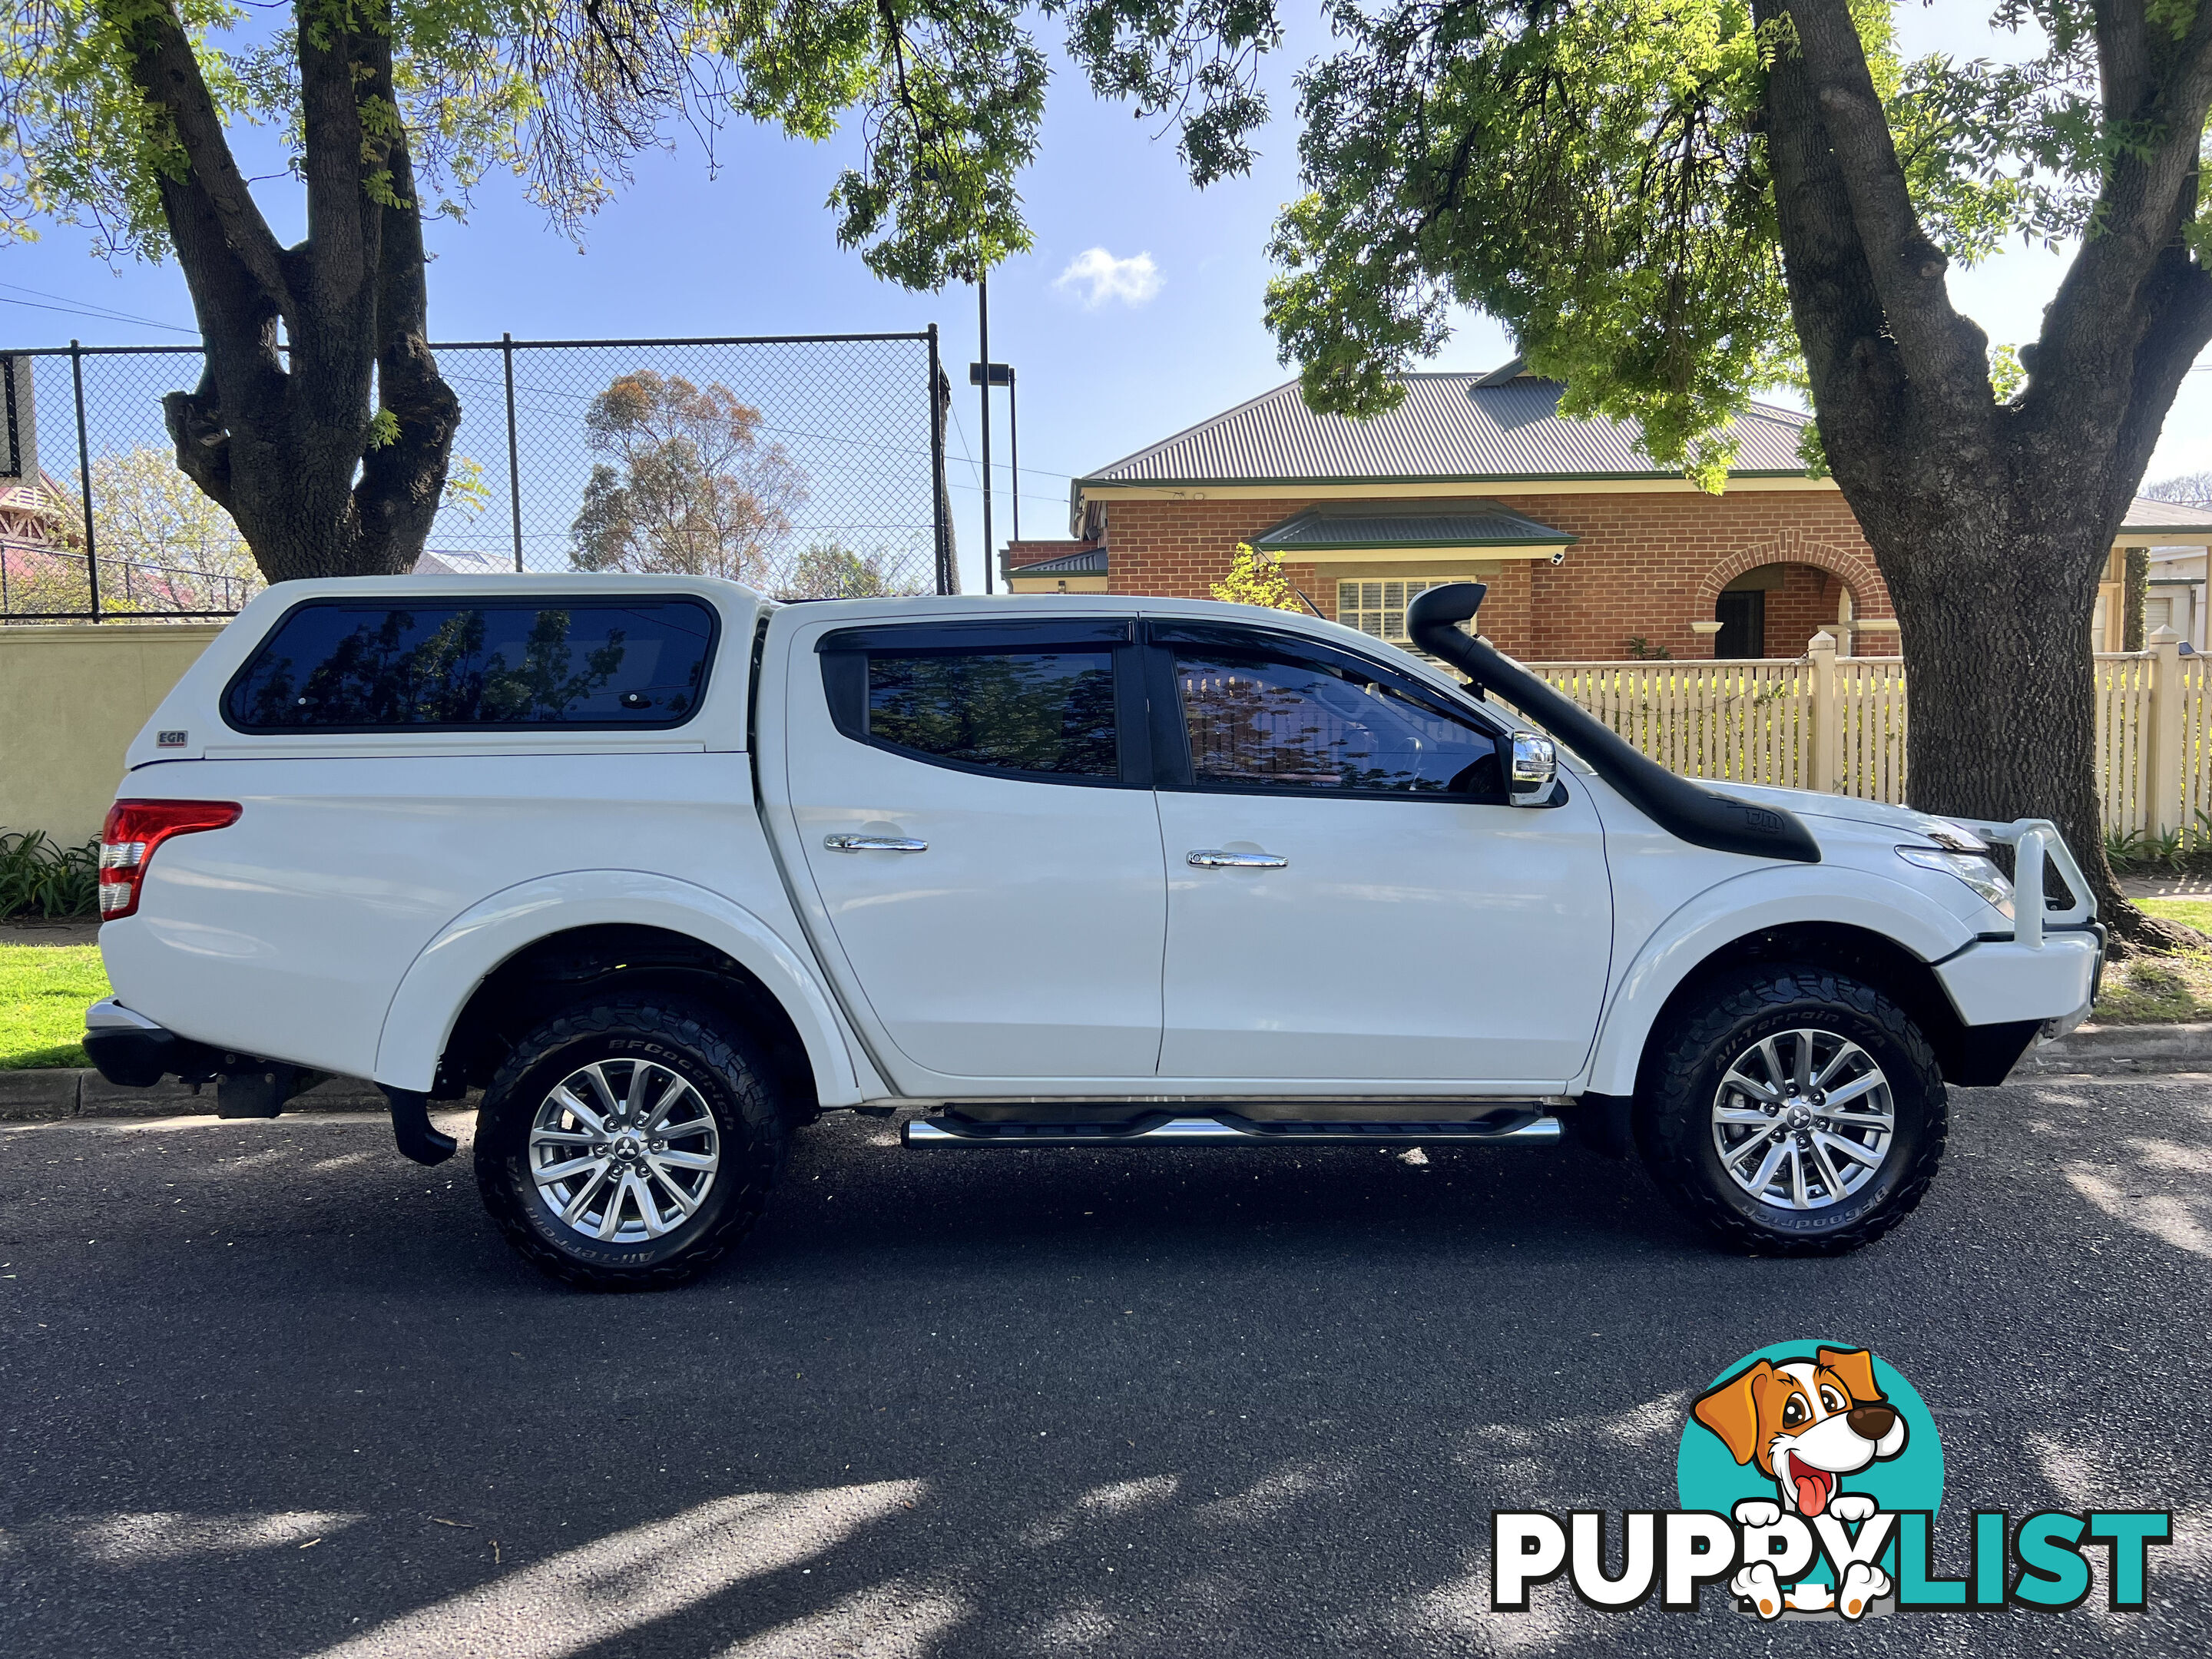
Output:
1508 732 1558 807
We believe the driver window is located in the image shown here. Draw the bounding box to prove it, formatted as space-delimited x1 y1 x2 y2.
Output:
1171 646 1504 799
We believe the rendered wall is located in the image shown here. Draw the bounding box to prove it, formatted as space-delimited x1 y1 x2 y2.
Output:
0 623 226 843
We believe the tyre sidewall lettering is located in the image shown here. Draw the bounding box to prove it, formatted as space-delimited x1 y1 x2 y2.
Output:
474 1001 784 1290
1642 966 1948 1256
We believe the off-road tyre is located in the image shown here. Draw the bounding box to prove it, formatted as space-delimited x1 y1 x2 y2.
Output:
1637 963 1946 1256
475 998 787 1290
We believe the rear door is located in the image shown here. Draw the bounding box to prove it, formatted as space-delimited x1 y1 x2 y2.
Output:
780 614 1167 1086
1146 620 1613 1088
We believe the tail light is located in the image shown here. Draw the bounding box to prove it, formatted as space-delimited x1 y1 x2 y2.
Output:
99 799 241 919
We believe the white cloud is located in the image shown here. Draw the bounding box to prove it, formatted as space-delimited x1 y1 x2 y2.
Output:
1054 247 1163 309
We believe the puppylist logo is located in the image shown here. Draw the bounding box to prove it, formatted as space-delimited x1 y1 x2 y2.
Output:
1492 1340 2172 1622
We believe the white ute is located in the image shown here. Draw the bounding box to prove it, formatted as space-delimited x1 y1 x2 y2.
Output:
83 575 2101 1287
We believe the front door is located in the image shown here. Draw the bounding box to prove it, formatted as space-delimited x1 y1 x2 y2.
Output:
783 615 1167 1085
1147 621 1613 1087
1715 589 1767 658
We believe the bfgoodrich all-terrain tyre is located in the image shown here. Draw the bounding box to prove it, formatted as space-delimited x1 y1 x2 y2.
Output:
1637 963 1946 1256
475 999 788 1290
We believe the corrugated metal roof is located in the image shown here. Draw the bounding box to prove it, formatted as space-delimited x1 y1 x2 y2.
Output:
1081 371 1814 486
1005 546 1108 575
1253 500 1575 550
2122 496 2212 535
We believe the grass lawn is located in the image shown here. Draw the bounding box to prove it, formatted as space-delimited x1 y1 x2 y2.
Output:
2088 898 2212 1025
0 943 109 1069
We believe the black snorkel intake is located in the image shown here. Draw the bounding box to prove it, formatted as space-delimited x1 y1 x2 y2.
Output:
1408 584 1821 863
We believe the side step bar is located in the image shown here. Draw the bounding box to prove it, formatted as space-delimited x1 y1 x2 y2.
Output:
902 1109 1564 1149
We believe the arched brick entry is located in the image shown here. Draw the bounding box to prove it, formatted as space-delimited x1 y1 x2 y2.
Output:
1696 531 1890 657
1694 531 1888 617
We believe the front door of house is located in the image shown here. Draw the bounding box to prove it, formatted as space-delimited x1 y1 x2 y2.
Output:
1145 620 1614 1088
1715 589 1767 658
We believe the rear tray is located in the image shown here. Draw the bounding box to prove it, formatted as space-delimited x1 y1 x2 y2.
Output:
902 1108 1563 1147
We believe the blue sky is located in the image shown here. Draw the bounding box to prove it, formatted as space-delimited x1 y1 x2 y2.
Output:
3 8 2205 593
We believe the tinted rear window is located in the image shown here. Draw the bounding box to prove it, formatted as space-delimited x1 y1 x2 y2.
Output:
224 601 717 731
864 649 1119 777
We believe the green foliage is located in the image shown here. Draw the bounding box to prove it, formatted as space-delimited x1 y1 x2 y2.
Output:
796 5 1048 286
1988 344 2027 403
442 454 490 518
55 445 264 608
1267 2 1792 483
1049 0 1284 186
0 832 101 920
1253 1 2186 477
780 542 926 600
1623 635 1673 661
569 370 806 585
2092 944 2212 1024
1209 541 1303 611
0 2 1116 291
2102 822 2194 874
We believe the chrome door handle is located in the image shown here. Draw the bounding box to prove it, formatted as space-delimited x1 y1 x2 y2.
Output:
1187 849 1287 869
825 834 929 853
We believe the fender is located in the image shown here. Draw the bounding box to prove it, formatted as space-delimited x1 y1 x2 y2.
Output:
1578 863 1977 1098
373 869 863 1105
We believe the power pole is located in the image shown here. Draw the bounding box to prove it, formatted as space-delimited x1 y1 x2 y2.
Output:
1007 366 1020 544
977 272 993 594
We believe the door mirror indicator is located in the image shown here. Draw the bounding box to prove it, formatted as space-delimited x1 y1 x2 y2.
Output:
1508 733 1558 808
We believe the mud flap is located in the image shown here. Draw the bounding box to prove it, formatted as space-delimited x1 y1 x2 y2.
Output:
380 1086 458 1166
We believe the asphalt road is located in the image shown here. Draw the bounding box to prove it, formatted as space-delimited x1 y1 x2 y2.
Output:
2 1076 2206 1659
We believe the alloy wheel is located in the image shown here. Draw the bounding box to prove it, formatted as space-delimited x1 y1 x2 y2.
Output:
1710 1028 1894 1210
528 1058 721 1243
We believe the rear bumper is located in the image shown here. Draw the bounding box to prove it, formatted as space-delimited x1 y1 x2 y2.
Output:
81 998 220 1088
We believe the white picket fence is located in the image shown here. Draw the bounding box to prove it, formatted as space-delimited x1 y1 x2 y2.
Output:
1524 631 2207 843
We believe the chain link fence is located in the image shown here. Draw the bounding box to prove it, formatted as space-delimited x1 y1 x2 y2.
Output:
2 331 953 621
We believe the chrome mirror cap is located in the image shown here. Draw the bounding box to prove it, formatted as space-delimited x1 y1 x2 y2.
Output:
1508 732 1558 806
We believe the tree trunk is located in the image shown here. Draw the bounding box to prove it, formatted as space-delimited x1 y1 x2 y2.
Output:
111 0 459 583
1761 0 2212 949
1869 508 2107 882
1864 497 2187 946
2122 547 2148 653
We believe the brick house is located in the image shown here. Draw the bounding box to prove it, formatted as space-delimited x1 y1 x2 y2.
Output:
1005 359 2209 661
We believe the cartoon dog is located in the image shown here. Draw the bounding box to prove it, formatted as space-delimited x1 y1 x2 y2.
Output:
1692 1346 1909 1620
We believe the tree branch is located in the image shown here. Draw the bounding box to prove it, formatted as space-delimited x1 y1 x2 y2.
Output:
2091 0 2151 117
296 12 376 342
1780 0 1989 399
351 25 458 574
161 369 235 514
1753 0 1906 480
102 0 294 322
2100 245 2212 520
2032 2 2212 432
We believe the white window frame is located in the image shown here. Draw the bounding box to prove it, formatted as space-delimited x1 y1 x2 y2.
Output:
1336 577 1465 645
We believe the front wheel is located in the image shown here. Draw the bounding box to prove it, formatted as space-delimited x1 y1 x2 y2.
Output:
475 999 787 1290
1637 964 1946 1255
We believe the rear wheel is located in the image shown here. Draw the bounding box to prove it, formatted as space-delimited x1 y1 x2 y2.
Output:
475 999 786 1290
1637 964 1945 1255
